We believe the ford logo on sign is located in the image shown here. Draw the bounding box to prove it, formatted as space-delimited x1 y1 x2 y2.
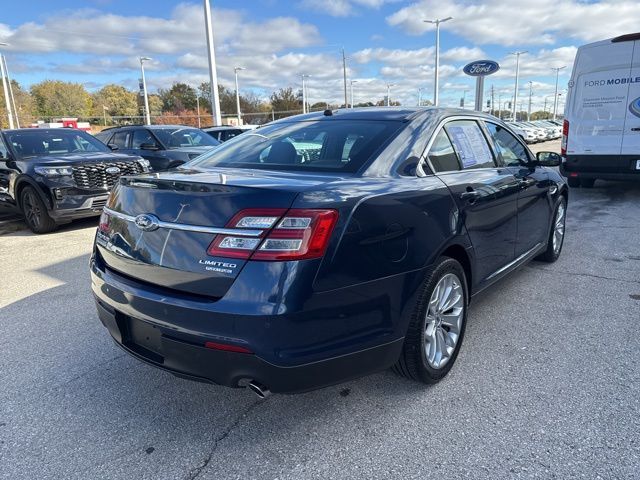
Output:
134 214 160 232
463 60 500 77
105 166 121 175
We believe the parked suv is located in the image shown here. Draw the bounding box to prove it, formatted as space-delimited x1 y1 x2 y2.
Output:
92 108 568 396
0 128 149 233
95 125 219 171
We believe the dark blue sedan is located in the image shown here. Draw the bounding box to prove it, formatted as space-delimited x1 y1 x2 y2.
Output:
91 108 567 396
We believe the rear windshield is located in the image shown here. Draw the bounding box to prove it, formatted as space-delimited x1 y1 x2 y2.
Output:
187 120 402 173
5 129 110 159
153 127 219 149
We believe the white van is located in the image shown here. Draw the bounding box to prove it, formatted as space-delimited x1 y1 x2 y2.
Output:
561 32 640 187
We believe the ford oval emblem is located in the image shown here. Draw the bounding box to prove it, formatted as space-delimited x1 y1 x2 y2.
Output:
463 60 500 77
629 97 640 118
105 166 121 175
134 214 160 232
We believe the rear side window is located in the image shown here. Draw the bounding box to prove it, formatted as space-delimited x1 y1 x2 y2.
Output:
444 120 495 169
111 131 130 149
484 122 530 166
189 120 402 173
427 130 460 172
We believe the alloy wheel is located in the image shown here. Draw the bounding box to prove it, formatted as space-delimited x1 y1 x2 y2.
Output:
23 190 42 230
552 202 566 254
424 273 465 369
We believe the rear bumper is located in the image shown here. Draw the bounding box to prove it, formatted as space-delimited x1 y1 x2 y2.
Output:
90 257 408 393
560 154 640 181
95 299 403 393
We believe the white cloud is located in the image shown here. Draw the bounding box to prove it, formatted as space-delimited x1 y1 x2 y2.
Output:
387 0 640 46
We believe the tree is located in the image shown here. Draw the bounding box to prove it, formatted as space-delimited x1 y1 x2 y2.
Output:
158 83 198 113
30 80 91 119
91 84 137 119
269 87 301 115
197 82 265 115
0 80 34 128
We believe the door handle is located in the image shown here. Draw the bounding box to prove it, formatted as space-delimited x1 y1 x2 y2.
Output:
460 190 480 203
519 178 536 188
631 127 640 132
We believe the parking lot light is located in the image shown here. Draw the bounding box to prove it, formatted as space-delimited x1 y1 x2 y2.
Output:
552 66 567 121
510 51 528 121
423 17 452 107
386 83 396 107
301 74 310 114
139 56 152 126
234 66 245 125
350 80 357 108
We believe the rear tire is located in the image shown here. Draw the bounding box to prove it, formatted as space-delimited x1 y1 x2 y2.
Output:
536 197 566 263
580 178 595 188
393 257 468 384
567 177 580 188
20 186 57 234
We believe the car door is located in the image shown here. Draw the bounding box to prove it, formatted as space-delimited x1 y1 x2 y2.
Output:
621 39 640 171
0 134 17 214
484 122 552 257
109 129 132 153
426 119 520 283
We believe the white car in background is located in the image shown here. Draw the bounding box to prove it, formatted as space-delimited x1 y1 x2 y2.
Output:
507 123 538 144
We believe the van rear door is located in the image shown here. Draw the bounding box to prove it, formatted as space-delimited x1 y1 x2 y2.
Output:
567 40 634 161
621 40 640 168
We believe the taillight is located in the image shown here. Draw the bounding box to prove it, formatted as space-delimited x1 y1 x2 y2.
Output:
207 208 339 261
98 210 110 233
561 119 569 156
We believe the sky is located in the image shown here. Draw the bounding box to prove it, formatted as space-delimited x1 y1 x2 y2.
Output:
1 0 639 113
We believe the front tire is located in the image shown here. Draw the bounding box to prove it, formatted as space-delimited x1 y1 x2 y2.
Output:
536 197 566 263
20 186 57 234
393 257 468 384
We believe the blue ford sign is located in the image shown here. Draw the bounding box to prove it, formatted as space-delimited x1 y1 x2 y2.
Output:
463 60 500 77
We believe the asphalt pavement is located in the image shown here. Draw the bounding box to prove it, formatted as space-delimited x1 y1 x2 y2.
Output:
1 140 639 479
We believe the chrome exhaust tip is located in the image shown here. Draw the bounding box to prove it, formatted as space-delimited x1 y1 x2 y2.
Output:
247 380 271 399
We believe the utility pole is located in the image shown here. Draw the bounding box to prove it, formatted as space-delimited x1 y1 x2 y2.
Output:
551 66 566 121
490 85 495 116
234 66 245 125
204 0 222 126
1 54 19 128
0 45 15 129
527 81 533 121
510 50 527 121
139 56 152 125
196 96 201 128
423 17 453 107
342 47 348 108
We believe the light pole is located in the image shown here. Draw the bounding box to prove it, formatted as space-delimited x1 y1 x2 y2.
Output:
462 89 468 109
527 81 533 121
418 87 424 106
551 66 566 121
204 0 222 126
350 80 357 108
234 66 245 125
196 95 201 128
386 83 395 107
0 42 15 129
510 50 527 121
301 74 310 114
423 17 452 107
139 56 152 125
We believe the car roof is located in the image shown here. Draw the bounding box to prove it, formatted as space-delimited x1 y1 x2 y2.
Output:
1 128 90 134
99 124 197 131
269 106 494 124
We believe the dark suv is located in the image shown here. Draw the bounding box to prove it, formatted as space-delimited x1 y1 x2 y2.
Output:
0 128 149 233
95 125 219 171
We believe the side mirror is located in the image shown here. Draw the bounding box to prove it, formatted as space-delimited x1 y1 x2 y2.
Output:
140 143 160 151
536 151 561 167
107 143 119 151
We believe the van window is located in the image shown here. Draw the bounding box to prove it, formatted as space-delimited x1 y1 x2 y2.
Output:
444 120 495 169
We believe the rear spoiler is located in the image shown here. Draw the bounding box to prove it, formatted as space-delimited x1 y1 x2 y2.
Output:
611 33 640 43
